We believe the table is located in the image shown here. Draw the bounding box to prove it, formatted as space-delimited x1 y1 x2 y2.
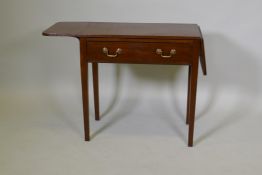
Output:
43 22 207 147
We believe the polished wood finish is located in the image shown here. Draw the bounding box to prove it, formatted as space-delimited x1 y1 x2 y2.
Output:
43 22 202 39
43 22 207 147
86 41 193 64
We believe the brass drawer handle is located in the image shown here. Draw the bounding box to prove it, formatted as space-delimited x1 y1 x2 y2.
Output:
102 47 122 58
156 49 176 58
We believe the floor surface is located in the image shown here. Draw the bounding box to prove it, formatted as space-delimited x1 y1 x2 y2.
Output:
1 79 262 175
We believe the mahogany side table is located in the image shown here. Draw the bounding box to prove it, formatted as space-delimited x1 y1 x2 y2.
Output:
43 22 207 147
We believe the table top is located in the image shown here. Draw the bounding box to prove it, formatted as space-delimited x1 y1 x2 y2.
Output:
43 22 203 39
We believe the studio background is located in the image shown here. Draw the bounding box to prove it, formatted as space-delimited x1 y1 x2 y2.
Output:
1 0 262 174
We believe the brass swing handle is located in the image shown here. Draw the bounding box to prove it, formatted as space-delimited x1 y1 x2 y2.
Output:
156 49 176 58
102 47 122 58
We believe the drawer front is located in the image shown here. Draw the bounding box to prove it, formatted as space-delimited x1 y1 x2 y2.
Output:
86 41 193 64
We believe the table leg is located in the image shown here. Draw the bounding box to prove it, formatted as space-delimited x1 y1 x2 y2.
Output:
188 44 200 147
80 42 90 141
188 63 198 147
92 63 100 121
186 65 192 125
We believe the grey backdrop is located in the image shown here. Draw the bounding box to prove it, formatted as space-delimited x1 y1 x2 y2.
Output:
1 0 262 174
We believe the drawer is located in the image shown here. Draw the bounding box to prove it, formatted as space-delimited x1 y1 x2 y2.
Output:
86 41 193 64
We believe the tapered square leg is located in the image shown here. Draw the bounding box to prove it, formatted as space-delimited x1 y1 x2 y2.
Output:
187 66 198 146
92 63 100 121
186 65 192 125
80 40 90 141
188 42 200 147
